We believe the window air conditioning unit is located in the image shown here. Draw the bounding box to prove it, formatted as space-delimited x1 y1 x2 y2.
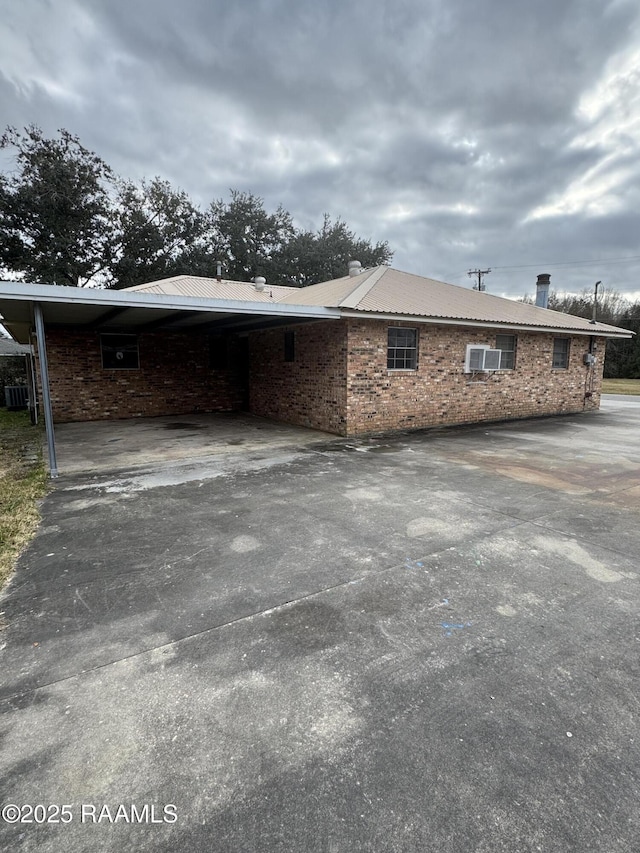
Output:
465 345 502 373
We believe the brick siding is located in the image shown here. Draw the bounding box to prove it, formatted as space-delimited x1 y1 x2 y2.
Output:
344 320 604 435
40 329 245 422
249 321 348 434
39 320 605 434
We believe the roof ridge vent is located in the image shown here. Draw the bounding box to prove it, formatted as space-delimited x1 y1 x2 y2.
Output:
341 265 387 308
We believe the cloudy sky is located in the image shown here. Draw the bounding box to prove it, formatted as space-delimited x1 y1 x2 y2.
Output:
2 0 640 300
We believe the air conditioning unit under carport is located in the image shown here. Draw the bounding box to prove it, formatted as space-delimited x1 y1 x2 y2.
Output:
4 385 29 410
465 344 502 373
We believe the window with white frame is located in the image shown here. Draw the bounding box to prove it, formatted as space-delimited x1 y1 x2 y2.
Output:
496 334 517 369
387 327 418 370
552 337 570 369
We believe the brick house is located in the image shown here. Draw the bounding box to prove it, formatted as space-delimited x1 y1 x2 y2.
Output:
246 266 629 435
0 265 632 446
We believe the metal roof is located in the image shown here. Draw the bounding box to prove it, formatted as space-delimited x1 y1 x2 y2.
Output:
277 266 633 337
127 274 298 302
0 267 633 342
0 281 341 343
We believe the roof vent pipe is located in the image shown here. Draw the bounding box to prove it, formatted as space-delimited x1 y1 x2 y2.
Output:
590 281 601 324
535 273 550 309
254 276 266 292
216 261 222 282
348 260 362 277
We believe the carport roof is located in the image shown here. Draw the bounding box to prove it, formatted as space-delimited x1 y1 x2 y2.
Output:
0 280 341 343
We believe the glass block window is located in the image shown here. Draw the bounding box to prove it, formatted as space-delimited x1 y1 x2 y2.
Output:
100 334 139 370
496 334 517 369
552 337 570 369
387 328 418 370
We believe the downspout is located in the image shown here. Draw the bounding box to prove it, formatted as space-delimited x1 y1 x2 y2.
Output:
33 303 58 478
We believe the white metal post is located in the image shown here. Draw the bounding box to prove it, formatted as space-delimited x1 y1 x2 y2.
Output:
33 303 58 478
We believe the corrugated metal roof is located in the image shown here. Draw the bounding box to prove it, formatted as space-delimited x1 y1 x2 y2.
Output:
0 280 342 343
277 273 370 307
279 266 631 336
127 275 298 302
124 268 632 337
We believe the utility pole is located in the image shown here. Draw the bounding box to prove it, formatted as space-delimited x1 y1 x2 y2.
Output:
468 268 491 292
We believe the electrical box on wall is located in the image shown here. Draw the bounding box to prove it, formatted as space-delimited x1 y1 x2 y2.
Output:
583 353 596 366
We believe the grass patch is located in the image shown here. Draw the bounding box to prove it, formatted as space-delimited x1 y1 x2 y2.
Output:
0 409 48 591
602 378 640 395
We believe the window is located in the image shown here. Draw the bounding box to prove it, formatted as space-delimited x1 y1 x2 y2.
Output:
209 335 228 369
387 327 418 370
100 334 139 369
284 330 295 362
496 334 517 369
552 337 570 369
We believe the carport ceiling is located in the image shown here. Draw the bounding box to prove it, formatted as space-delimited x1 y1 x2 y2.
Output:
0 281 341 343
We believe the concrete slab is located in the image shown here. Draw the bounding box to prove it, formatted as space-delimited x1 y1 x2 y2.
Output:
50 412 337 475
2 397 640 851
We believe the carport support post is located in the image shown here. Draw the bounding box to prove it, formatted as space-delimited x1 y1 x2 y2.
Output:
33 302 58 478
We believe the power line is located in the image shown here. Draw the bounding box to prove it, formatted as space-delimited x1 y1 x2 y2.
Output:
445 253 640 288
491 255 640 271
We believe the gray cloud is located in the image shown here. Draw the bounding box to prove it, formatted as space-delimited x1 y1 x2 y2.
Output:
1 0 640 299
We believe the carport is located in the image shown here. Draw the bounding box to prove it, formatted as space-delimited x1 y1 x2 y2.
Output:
0 280 340 477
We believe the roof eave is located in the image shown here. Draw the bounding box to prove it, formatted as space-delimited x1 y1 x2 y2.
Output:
338 308 634 338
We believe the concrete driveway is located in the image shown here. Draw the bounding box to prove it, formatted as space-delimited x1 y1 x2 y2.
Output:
2 398 640 852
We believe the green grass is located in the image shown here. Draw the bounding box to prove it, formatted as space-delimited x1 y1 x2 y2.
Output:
602 378 640 395
0 409 48 591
